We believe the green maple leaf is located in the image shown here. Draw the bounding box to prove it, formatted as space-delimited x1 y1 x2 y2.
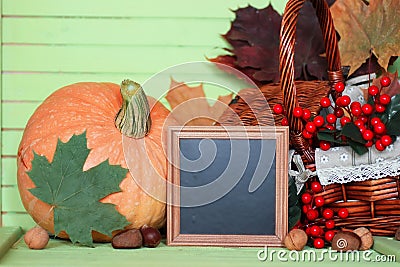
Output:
28 132 129 247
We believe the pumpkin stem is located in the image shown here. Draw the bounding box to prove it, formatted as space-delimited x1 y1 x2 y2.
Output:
115 79 151 138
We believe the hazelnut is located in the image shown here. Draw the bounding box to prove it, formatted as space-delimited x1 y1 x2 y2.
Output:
112 229 142 249
353 227 374 250
140 225 162 248
24 226 49 250
331 231 361 251
284 229 308 250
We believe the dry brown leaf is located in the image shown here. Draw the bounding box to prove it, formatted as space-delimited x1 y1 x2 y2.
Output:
165 78 233 126
331 0 400 74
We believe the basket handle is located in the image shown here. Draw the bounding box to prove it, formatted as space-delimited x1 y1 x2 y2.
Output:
279 0 344 163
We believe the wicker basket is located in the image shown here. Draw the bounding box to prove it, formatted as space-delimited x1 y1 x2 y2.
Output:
218 0 400 236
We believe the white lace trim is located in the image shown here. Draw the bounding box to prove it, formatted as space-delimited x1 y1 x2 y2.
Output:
317 155 400 185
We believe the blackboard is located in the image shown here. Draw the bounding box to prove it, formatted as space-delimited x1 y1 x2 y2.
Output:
167 126 288 247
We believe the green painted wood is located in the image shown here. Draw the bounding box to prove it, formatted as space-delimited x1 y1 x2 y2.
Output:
0 0 3 226
2 102 40 129
1 214 35 231
0 237 385 267
2 187 25 213
2 46 222 73
2 131 23 156
2 72 240 101
0 227 23 260
373 236 400 263
2 0 276 17
2 158 17 186
3 17 229 47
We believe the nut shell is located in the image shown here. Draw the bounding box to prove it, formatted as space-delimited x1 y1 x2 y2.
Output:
112 229 142 249
24 226 49 250
331 231 361 251
395 227 400 241
353 227 374 250
284 229 308 251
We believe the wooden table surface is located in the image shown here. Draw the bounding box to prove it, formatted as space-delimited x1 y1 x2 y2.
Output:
1 227 399 266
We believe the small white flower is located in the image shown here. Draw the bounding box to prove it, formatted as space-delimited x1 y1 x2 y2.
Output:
386 144 394 152
331 147 340 152
375 157 384 163
321 155 329 163
340 153 349 162
346 87 354 93
358 95 365 102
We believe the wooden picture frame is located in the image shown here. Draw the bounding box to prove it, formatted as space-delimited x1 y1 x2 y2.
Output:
167 126 289 247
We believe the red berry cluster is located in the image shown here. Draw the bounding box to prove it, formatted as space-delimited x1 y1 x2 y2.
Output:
300 181 349 249
272 76 394 152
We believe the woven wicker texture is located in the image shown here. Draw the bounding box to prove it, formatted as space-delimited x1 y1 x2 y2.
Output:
218 0 400 236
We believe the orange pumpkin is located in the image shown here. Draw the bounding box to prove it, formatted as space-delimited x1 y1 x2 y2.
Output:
17 80 173 242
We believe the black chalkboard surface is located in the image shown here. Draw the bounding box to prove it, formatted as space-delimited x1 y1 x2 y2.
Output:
179 138 276 235
167 126 288 247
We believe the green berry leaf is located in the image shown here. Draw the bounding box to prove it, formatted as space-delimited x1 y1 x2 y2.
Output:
288 177 304 230
348 139 369 155
341 122 366 144
28 132 129 247
317 129 343 144
386 111 400 136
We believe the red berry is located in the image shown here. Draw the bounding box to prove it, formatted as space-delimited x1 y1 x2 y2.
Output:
375 104 386 113
368 85 379 96
365 140 374 147
337 208 349 219
340 95 351 107
340 116 351 126
350 101 361 110
375 140 386 151
305 227 312 236
380 76 391 87
334 107 344 118
313 116 325 127
273 104 284 114
310 226 322 237
351 106 362 117
362 129 374 141
301 193 312 204
302 109 311 120
362 104 373 115
306 209 319 221
326 114 337 124
281 117 289 126
302 129 314 139
325 230 336 242
311 181 322 193
370 117 381 126
320 97 331 108
313 238 325 249
381 135 392 146
302 205 311 214
374 123 386 135
334 82 345 93
325 220 335 229
306 122 317 133
359 115 368 123
319 141 331 151
326 125 335 131
293 107 303 118
354 119 364 128
322 208 334 219
314 196 325 207
379 94 391 105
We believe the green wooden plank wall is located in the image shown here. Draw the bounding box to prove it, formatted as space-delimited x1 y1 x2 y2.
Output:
0 0 288 230
2 0 400 231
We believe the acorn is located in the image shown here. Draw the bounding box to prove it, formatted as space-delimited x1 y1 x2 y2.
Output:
284 229 308 251
331 231 361 251
353 227 374 250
